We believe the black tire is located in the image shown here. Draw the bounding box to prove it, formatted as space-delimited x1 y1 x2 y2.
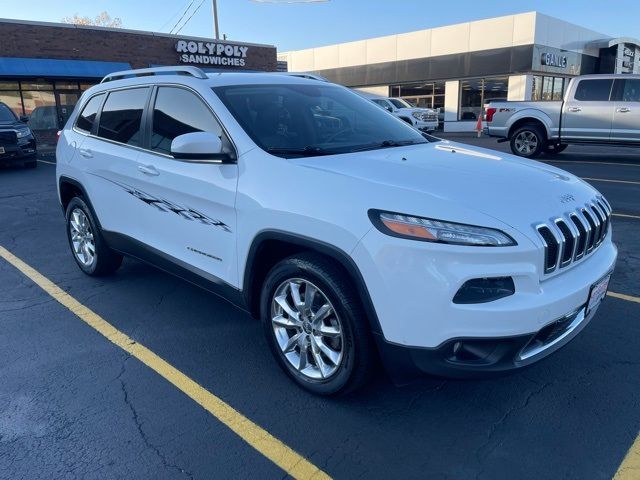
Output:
509 124 546 158
65 197 123 276
544 143 568 155
260 252 376 396
24 159 37 168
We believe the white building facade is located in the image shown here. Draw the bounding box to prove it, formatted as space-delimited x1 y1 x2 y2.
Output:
279 12 640 131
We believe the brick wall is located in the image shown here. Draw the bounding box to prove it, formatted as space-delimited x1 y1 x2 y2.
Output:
0 21 277 71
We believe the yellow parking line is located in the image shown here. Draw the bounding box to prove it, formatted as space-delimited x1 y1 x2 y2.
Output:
607 291 640 304
612 213 640 220
581 177 640 186
614 433 640 480
0 246 330 480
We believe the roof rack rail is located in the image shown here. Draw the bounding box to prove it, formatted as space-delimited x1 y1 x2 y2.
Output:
101 66 208 83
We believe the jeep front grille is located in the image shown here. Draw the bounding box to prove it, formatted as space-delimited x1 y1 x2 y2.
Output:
536 197 611 274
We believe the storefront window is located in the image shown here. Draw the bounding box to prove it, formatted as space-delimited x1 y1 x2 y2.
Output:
459 77 508 121
55 81 79 90
0 81 20 91
389 81 446 112
20 81 54 91
0 91 23 116
532 75 569 101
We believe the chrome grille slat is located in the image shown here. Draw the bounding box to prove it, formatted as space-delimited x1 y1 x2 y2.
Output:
535 197 611 275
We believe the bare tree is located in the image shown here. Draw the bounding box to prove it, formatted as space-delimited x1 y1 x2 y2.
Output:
61 11 123 28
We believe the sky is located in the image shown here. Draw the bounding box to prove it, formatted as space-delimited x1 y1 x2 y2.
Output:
0 0 639 51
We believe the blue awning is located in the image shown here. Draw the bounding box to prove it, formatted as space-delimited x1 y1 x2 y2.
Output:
0 57 132 79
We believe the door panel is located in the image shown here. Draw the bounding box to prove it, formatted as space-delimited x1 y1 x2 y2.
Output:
611 79 640 142
133 152 239 286
562 79 614 141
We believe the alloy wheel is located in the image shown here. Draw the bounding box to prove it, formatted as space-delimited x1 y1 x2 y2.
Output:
69 208 96 267
270 279 344 380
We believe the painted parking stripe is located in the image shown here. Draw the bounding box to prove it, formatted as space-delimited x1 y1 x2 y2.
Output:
37 159 56 165
581 177 640 186
0 246 330 480
543 160 640 167
612 213 640 220
607 291 640 304
614 433 640 480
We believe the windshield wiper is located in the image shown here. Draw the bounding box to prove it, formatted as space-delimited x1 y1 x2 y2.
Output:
348 139 425 153
265 146 332 157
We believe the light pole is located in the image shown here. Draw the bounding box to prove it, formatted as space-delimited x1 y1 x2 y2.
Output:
213 0 220 39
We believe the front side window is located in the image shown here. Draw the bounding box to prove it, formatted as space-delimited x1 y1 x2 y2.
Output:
151 86 231 155
574 79 613 101
0 103 17 122
97 88 149 147
372 99 392 111
213 83 429 158
389 98 411 109
76 94 105 133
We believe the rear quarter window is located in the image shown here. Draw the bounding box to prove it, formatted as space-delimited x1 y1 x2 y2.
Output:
75 94 105 133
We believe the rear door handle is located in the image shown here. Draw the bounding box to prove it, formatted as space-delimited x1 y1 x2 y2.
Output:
138 164 159 176
568 107 582 112
617 107 631 113
78 148 93 158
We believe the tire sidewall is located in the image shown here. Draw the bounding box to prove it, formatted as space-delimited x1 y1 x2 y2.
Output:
65 197 100 275
510 125 546 158
260 259 357 395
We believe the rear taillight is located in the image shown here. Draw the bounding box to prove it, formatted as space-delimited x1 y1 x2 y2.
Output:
485 107 497 122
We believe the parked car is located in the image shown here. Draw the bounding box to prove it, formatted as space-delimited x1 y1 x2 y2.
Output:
485 74 640 158
57 66 617 395
0 102 37 168
368 96 439 132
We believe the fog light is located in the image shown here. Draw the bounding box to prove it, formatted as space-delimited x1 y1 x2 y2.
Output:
453 277 515 304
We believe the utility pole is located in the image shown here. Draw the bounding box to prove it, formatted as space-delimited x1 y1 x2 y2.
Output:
212 0 220 39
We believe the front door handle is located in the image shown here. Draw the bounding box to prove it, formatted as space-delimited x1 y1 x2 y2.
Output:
138 164 159 176
78 148 93 158
568 107 582 112
617 107 631 113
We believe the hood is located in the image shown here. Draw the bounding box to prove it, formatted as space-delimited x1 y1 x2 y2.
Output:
395 107 436 115
295 141 600 237
0 120 25 130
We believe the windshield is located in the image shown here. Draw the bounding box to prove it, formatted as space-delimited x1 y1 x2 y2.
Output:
0 104 17 123
213 84 432 158
389 98 413 109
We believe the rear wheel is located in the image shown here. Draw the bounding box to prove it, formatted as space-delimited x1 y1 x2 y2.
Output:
260 253 375 395
65 197 123 276
510 124 546 158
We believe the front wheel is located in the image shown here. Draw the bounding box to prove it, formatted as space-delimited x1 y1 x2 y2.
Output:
260 253 376 395
510 125 546 158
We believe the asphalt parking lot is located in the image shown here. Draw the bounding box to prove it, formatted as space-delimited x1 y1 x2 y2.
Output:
1 139 639 479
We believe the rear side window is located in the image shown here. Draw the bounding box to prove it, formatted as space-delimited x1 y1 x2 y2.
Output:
622 79 640 102
75 94 104 133
574 79 613 101
150 86 228 155
97 88 149 147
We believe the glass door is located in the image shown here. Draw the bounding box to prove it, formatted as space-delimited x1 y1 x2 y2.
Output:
56 91 81 129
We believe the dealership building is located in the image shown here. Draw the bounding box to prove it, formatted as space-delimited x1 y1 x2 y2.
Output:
279 12 640 131
0 18 277 147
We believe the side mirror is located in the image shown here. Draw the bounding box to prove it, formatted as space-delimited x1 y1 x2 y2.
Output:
20 115 29 123
170 132 234 163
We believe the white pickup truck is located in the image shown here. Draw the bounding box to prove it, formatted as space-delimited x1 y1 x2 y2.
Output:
485 74 640 158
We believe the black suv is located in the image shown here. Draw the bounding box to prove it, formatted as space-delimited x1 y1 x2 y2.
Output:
0 102 37 168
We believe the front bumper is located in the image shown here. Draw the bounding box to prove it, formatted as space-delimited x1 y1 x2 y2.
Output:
0 138 37 162
351 226 618 377
415 120 438 132
375 303 598 382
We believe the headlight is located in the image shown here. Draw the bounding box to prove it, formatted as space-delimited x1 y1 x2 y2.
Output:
16 128 31 138
411 111 422 120
369 210 517 246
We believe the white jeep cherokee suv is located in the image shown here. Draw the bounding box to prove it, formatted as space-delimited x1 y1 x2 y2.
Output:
56 66 617 395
